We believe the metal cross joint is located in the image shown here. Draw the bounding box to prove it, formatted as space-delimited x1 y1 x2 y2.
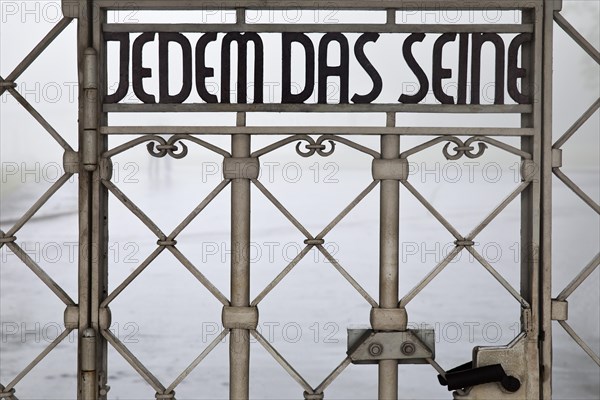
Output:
347 328 435 364
369 307 408 331
371 158 409 181
222 157 260 180
222 306 259 330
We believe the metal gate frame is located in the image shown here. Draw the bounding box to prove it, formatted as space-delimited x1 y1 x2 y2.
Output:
0 0 598 398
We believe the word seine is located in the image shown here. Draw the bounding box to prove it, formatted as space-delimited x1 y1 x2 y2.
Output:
105 31 532 105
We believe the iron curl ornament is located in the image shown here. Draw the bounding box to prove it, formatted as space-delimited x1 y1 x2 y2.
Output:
296 136 336 158
146 136 189 159
442 137 488 160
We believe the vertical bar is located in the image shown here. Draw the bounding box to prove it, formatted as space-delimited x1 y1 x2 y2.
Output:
93 5 110 399
77 0 94 398
230 112 251 400
541 0 556 397
378 113 399 400
520 4 543 399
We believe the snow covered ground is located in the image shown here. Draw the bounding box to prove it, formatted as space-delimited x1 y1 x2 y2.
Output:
1 161 598 399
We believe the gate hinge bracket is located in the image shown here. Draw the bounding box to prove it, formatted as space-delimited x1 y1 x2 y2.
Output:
551 299 568 321
62 0 79 18
347 328 435 364
63 150 79 174
551 0 563 12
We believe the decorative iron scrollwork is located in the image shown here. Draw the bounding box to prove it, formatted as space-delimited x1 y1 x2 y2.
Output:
442 137 488 160
296 136 336 157
146 137 189 159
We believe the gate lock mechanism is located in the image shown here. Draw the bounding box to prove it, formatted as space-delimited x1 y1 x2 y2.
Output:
347 328 434 364
438 361 521 393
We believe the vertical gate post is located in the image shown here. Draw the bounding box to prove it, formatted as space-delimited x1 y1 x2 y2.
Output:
230 113 251 399
519 3 544 398
378 113 401 399
77 0 109 398
541 0 558 397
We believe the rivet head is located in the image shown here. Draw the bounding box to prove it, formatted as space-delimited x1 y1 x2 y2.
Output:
368 342 384 356
400 341 416 356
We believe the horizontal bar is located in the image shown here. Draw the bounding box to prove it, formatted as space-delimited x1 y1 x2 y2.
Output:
96 0 541 10
103 23 533 33
100 126 534 137
104 103 532 114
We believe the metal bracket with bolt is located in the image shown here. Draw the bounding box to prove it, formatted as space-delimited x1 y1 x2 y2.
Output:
347 328 435 364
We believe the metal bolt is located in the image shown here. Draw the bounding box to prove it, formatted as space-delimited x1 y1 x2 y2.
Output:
400 341 416 356
368 342 384 356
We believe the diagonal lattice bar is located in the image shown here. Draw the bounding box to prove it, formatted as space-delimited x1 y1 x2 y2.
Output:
557 320 600 366
466 246 530 308
316 180 379 239
400 246 464 307
252 178 379 306
554 12 600 65
399 181 530 306
251 179 314 239
166 329 230 392
0 17 73 94
553 168 600 214
167 179 230 239
5 173 73 237
314 356 352 394
4 328 73 391
100 247 166 307
557 253 600 301
554 98 600 149
7 88 73 151
465 181 530 240
101 179 231 306
102 329 166 393
251 245 313 306
167 246 230 306
402 180 463 240
5 241 75 306
250 330 314 394
317 244 378 307
103 180 166 239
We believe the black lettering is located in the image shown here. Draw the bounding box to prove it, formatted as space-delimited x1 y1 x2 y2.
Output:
132 32 156 104
195 32 218 103
221 32 264 104
104 32 130 104
399 33 429 104
318 33 349 104
159 32 192 104
471 33 505 105
351 33 382 104
432 33 456 104
457 33 469 105
282 33 315 104
507 33 532 104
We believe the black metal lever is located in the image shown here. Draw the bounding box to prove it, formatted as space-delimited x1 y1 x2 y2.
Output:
438 362 521 392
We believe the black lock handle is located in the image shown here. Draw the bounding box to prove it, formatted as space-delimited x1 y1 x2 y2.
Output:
438 362 521 393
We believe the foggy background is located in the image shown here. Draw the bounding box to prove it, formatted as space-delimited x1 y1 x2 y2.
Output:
1 1 598 399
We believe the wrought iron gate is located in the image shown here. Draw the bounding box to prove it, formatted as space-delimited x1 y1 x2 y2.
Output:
0 0 598 398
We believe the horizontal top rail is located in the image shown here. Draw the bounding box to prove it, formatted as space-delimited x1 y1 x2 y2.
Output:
99 126 535 136
90 0 542 10
104 104 532 113
103 23 534 34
